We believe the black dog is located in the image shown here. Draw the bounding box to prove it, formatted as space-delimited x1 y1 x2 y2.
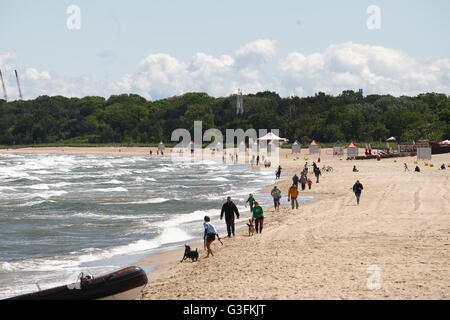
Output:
180 245 199 262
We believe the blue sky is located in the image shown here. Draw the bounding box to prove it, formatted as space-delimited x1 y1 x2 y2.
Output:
0 0 449 99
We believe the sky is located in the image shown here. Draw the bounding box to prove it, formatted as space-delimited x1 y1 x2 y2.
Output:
0 0 449 100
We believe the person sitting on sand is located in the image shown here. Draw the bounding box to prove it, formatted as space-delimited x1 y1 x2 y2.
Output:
246 194 256 212
440 164 446 170
203 216 218 257
271 186 282 211
415 166 421 172
288 184 299 210
353 165 359 172
252 201 264 233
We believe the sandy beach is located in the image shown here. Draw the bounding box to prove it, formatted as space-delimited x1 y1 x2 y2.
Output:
2 146 449 300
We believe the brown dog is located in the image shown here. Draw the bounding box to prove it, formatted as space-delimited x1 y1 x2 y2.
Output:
247 219 255 236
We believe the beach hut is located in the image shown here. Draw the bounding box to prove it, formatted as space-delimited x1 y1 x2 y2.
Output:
292 140 301 154
347 141 359 158
309 140 320 154
417 146 432 160
333 143 344 156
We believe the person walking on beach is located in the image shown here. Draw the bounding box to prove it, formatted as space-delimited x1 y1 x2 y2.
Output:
220 197 240 237
299 173 307 191
307 177 313 190
313 166 321 183
252 201 264 233
271 186 282 211
256 155 260 166
203 216 218 257
246 194 256 212
352 180 364 205
303 162 309 175
288 184 299 210
292 174 299 187
275 165 282 179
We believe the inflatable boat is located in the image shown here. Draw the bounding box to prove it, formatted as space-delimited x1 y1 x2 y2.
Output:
5 266 148 300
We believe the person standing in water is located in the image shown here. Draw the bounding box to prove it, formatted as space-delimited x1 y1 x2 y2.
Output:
352 180 364 205
203 216 218 257
275 165 282 179
246 194 256 213
252 201 264 233
220 197 240 237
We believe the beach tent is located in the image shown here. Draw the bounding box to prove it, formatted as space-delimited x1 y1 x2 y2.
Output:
386 136 397 142
258 132 287 153
257 132 288 142
292 140 301 153
309 140 320 154
347 141 359 158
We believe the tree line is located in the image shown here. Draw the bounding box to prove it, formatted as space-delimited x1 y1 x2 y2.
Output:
0 90 449 146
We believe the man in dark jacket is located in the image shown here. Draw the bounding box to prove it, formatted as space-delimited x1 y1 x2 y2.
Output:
221 196 240 237
352 180 364 205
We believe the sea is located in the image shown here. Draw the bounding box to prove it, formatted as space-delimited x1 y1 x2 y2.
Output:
0 153 313 299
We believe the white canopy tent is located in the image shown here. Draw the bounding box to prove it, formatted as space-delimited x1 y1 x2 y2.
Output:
386 137 396 142
257 132 288 142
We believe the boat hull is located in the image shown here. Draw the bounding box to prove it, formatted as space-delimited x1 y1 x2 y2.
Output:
5 266 148 300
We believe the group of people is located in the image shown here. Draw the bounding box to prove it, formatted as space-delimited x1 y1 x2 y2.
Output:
201 160 369 258
203 195 264 258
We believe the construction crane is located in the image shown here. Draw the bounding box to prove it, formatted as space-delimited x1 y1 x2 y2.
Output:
0 69 7 101
15 69 23 100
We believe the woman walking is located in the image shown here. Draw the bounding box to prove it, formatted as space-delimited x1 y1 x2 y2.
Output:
252 201 264 233
203 216 218 257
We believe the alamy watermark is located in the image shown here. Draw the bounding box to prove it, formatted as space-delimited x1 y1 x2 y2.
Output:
367 5 381 30
66 5 81 30
170 121 283 167
366 265 382 290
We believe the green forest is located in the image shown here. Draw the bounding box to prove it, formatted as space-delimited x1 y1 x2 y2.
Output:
0 90 449 146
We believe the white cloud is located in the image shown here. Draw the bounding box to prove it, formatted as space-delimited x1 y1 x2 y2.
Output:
235 39 277 66
1 41 450 101
280 42 450 96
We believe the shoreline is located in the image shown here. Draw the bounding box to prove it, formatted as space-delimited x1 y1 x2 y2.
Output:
1 146 449 299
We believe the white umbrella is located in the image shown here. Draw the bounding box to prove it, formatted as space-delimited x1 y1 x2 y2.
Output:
386 137 396 142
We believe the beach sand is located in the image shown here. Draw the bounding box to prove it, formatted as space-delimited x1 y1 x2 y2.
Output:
2 146 449 299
